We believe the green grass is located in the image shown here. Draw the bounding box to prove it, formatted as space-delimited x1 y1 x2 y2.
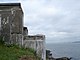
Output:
0 43 37 60
0 36 41 60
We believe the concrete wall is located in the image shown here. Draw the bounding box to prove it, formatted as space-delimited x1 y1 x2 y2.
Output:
11 34 23 46
10 7 23 46
11 7 23 34
1 13 11 44
23 35 46 60
0 3 23 45
0 14 1 36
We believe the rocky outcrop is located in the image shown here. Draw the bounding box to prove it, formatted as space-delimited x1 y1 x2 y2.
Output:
55 57 72 60
46 50 72 60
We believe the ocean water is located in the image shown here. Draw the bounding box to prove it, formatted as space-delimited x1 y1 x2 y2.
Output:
46 42 80 60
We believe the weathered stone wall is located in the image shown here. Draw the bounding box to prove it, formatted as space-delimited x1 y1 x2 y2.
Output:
11 34 23 46
24 40 43 55
11 7 23 34
23 35 46 60
0 14 1 36
1 13 11 44
10 7 23 46
0 3 23 45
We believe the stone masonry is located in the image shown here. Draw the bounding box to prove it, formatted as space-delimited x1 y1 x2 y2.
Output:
0 3 23 45
23 32 46 60
0 15 1 36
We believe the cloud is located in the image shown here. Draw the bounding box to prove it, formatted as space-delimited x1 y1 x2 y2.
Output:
0 0 19 2
0 0 80 43
19 0 80 43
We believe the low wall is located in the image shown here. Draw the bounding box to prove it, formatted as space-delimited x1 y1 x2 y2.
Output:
23 39 43 56
23 35 46 60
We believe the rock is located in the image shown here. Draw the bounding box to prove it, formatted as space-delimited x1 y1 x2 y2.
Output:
55 57 72 60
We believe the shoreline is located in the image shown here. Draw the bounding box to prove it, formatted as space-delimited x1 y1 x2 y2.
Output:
46 49 72 60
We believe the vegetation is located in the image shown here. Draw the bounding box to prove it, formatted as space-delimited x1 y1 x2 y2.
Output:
0 36 40 60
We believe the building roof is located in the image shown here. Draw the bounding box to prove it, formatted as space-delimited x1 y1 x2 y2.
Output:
0 3 21 6
0 3 23 13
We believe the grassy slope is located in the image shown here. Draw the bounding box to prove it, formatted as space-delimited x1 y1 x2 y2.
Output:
0 43 38 60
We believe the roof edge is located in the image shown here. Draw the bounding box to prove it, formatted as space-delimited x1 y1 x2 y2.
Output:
0 3 21 6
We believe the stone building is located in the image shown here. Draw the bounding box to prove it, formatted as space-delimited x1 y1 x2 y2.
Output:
0 3 23 45
0 3 46 60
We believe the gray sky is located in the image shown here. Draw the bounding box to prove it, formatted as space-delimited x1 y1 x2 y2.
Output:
1 0 80 43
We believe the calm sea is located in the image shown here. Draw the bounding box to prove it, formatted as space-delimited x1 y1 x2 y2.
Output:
46 42 80 60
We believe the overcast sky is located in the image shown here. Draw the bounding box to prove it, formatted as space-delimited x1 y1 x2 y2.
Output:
1 0 80 43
